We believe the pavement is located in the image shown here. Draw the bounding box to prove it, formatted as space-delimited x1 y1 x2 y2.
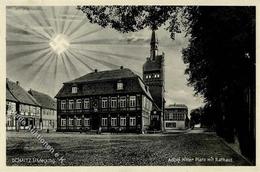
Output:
6 128 252 166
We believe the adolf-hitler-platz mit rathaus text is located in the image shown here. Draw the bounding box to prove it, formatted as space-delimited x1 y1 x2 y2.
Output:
6 30 189 133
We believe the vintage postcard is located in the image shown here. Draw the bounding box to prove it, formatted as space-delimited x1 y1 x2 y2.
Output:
0 0 259 171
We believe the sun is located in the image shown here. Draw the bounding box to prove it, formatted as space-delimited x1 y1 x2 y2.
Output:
49 34 70 55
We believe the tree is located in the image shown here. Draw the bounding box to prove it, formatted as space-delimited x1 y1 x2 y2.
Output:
77 6 181 39
190 108 201 127
182 7 255 163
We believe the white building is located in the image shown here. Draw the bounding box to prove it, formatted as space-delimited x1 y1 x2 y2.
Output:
164 104 189 131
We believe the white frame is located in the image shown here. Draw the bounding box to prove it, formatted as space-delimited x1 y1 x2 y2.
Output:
72 86 77 93
120 117 126 126
111 118 117 126
76 99 82 109
130 117 136 126
101 118 108 126
84 118 90 126
129 96 136 107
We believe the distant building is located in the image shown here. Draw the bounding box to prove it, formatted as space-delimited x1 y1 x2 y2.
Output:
143 30 165 130
28 89 57 131
6 79 41 130
55 67 153 133
164 104 189 131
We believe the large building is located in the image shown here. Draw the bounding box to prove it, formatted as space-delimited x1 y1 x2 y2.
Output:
55 67 153 133
28 89 57 131
143 30 165 130
6 79 41 130
164 104 189 131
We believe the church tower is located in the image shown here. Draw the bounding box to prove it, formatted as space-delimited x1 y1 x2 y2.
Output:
143 30 165 130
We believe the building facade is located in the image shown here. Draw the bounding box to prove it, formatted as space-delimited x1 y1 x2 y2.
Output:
28 89 57 131
143 30 165 130
55 68 153 133
164 104 189 131
6 79 41 130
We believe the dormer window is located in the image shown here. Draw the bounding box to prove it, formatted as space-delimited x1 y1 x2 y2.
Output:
72 86 77 93
117 81 123 90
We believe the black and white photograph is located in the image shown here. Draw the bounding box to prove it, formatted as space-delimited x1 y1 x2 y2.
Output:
5 5 256 167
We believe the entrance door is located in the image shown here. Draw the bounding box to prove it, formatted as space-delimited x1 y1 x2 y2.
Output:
91 115 100 130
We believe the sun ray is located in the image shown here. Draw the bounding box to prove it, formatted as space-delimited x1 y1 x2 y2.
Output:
70 28 103 42
53 54 59 91
38 7 56 36
8 50 53 74
66 19 88 38
69 47 120 69
71 46 143 61
60 53 71 80
7 46 51 62
61 6 70 34
63 51 80 77
63 8 80 35
51 7 59 34
6 40 48 46
37 55 56 91
27 52 54 88
9 11 51 40
27 9 52 39
7 34 48 43
6 23 48 41
40 6 57 35
66 49 94 72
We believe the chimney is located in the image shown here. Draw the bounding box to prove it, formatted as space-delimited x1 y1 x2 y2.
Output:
94 69 98 73
120 66 123 69
16 81 20 86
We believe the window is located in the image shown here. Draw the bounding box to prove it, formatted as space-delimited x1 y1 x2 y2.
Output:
76 118 81 126
154 74 160 78
117 82 123 90
72 86 77 93
76 99 82 109
111 118 117 126
119 97 126 108
69 100 74 109
169 113 174 120
130 117 136 126
166 122 176 128
69 118 73 126
129 96 136 107
120 117 126 126
101 118 107 126
84 118 90 126
165 113 169 120
111 97 117 108
7 117 12 127
84 99 90 109
102 97 108 108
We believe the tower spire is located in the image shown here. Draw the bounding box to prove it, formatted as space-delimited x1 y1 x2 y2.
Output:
150 30 158 60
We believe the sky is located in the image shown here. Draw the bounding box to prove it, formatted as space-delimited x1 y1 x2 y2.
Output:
6 6 204 111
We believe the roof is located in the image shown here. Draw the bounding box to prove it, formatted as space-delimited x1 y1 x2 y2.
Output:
6 87 18 102
166 104 188 109
28 89 56 110
65 68 137 84
56 68 153 101
6 79 40 106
